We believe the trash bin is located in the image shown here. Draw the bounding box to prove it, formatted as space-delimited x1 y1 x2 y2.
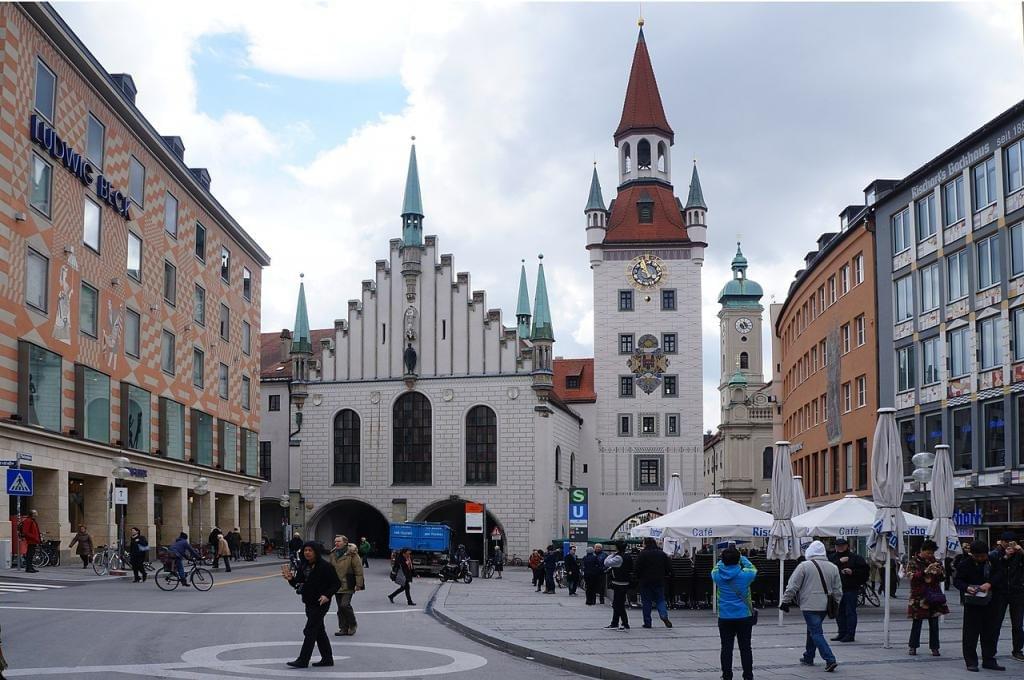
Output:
468 559 480 578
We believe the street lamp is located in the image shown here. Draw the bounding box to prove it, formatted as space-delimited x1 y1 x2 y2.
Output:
111 457 130 551
760 491 772 512
243 485 257 551
193 476 210 547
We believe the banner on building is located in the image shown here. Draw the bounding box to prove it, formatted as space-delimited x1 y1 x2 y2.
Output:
568 487 588 542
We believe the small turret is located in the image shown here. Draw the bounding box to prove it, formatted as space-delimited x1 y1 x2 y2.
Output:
585 165 608 263
290 274 312 384
530 255 554 399
685 161 708 246
400 139 424 300
516 260 532 341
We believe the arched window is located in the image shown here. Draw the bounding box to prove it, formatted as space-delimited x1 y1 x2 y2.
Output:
762 446 774 479
555 446 561 483
657 141 667 173
333 409 360 485
393 392 431 484
740 352 749 369
622 143 632 174
637 138 652 170
570 452 576 487
465 405 497 485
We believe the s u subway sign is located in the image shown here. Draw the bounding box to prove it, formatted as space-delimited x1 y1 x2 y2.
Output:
568 487 588 541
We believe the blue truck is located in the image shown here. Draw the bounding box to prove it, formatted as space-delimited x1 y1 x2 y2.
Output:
388 522 452 575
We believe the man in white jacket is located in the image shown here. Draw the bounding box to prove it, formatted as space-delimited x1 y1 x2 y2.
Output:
780 540 843 672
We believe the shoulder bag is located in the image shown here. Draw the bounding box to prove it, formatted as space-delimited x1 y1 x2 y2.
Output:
724 579 758 625
811 560 838 619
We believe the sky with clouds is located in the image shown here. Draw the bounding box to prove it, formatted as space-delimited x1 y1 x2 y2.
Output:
57 1 1023 431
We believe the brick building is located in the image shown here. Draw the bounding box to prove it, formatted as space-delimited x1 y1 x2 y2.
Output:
775 209 878 504
0 3 269 557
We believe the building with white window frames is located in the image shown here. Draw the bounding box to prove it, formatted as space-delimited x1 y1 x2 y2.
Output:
873 99 1024 545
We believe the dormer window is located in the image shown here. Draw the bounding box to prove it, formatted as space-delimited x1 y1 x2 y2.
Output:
637 191 654 224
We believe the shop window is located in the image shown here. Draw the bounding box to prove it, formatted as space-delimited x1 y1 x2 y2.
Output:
122 383 150 452
75 365 110 443
18 341 61 432
159 397 185 460
191 409 213 466
219 420 238 472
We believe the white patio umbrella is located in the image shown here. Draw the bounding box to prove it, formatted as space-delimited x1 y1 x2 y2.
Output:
927 445 960 563
630 494 773 613
868 407 908 649
792 495 931 537
792 476 809 516
766 441 801 625
662 473 686 556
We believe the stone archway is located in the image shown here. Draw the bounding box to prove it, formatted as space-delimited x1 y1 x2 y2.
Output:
611 510 663 540
260 500 287 547
415 499 505 561
306 499 390 557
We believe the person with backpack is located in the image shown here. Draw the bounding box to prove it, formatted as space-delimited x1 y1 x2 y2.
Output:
780 540 842 672
329 536 365 636
827 537 869 642
712 547 758 680
603 541 634 630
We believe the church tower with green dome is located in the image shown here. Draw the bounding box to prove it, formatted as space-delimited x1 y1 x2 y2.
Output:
711 242 774 507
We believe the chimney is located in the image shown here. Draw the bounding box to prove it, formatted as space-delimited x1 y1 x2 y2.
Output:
161 135 185 161
279 329 293 363
190 168 211 191
110 74 137 104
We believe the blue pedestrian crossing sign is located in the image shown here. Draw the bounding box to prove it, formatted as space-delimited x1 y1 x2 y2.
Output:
6 468 33 496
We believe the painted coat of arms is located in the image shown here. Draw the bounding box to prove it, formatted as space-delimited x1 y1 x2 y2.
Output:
627 334 670 394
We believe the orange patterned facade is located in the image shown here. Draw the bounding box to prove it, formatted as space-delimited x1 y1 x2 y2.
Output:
0 4 270 554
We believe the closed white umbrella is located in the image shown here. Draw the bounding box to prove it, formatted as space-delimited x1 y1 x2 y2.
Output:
792 476 809 516
927 445 959 562
868 407 908 649
663 473 686 555
767 442 801 625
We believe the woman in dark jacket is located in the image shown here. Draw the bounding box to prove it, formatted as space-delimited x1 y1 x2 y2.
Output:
69 525 93 568
128 527 149 583
906 540 948 656
282 541 341 668
388 548 416 605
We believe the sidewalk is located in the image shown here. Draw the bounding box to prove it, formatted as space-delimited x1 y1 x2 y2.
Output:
4 555 285 582
430 569 1017 680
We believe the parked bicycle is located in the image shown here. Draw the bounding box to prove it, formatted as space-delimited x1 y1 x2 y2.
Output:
857 582 880 607
482 557 496 579
29 538 61 568
239 542 260 562
92 545 120 576
154 557 214 591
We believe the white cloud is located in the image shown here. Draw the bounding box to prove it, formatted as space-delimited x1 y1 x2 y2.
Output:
56 2 1023 433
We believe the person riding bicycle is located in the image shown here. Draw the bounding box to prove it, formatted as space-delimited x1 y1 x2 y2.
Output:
170 533 200 582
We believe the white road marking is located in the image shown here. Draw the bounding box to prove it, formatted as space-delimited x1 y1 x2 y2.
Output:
0 588 29 593
0 582 59 590
7 641 488 678
0 605 425 615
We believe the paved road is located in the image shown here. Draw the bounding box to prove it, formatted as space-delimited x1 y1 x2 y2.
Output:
0 562 585 679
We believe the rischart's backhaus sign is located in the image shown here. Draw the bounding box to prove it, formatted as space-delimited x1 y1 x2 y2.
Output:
30 114 131 220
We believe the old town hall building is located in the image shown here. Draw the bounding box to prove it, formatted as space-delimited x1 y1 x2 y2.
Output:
261 24 708 558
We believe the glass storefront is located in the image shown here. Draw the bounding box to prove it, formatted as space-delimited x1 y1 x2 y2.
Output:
78 365 110 443
219 421 237 472
160 397 185 460
193 410 213 466
68 477 85 528
22 341 62 431
124 384 151 452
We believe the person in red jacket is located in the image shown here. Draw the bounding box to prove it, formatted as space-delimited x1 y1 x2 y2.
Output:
20 510 41 573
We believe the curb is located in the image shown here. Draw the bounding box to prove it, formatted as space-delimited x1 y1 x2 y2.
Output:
427 582 646 680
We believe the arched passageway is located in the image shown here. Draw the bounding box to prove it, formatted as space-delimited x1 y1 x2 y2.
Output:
416 499 505 561
308 499 390 557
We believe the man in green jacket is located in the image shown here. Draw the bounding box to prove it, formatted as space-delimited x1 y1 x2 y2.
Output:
359 537 371 568
329 536 365 636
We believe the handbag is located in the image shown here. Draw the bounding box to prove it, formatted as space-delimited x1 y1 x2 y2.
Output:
963 563 993 607
724 579 758 625
811 560 839 619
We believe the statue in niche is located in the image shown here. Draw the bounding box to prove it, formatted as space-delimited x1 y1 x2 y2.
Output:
404 306 418 341
103 301 124 370
404 342 418 375
54 265 72 343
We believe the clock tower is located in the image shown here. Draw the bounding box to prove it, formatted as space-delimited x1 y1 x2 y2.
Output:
709 242 775 507
583 22 708 539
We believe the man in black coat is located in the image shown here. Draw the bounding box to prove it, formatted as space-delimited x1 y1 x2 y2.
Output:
543 545 559 594
955 540 1004 672
283 541 341 669
564 545 581 596
208 527 221 568
634 538 673 628
582 546 602 605
990 532 1023 662
828 538 869 642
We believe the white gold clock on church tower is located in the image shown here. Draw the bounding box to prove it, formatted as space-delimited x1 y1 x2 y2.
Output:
583 22 708 537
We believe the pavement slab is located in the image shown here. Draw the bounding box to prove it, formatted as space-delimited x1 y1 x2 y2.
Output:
431 568 1023 680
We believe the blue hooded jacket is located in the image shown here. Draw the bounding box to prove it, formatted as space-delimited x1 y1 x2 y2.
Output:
711 555 757 619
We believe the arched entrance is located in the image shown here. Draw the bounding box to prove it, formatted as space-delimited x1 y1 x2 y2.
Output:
416 499 504 561
612 510 662 540
260 500 287 547
307 499 390 557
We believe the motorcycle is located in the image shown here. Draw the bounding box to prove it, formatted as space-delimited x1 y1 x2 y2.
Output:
438 557 473 583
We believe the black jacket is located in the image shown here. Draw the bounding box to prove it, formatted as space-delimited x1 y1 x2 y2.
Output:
393 555 415 581
954 557 994 594
828 550 869 592
290 553 341 605
1002 551 1024 597
208 529 220 546
634 546 671 585
564 553 580 576
582 553 602 577
129 534 149 560
543 550 559 571
986 548 1013 594
288 536 304 553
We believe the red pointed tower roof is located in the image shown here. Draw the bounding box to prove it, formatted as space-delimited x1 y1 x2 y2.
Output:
614 26 674 143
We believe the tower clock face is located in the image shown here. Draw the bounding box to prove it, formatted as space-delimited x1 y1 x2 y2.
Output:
735 317 753 334
627 254 665 288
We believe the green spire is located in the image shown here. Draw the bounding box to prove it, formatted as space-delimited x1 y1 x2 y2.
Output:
585 165 606 212
516 260 531 339
530 255 554 342
685 161 707 210
718 241 763 306
402 140 424 246
731 241 748 272
292 274 311 355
